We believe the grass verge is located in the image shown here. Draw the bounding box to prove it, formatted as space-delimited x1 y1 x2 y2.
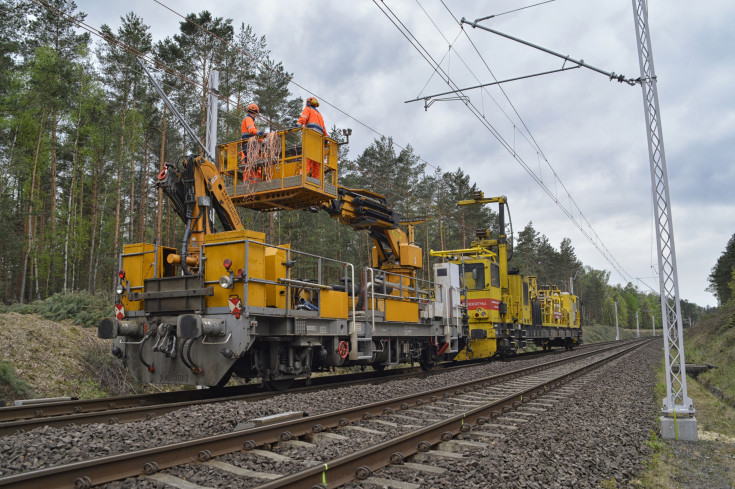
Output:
636 354 735 488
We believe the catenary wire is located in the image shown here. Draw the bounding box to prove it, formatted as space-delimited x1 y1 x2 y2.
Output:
439 1 640 287
29 0 489 246
375 0 635 283
151 0 506 239
32 0 611 281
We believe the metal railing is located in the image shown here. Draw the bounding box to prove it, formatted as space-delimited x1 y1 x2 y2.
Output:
201 238 355 322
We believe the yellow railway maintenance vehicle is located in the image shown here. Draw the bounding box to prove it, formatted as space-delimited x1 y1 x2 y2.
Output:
97 63 467 388
430 192 581 359
98 127 468 388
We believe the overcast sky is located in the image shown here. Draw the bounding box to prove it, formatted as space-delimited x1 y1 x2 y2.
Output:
75 0 735 308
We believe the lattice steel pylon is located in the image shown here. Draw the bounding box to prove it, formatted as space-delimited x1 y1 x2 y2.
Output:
632 0 695 425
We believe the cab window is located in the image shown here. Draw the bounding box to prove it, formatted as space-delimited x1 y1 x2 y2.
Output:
490 263 500 288
460 263 485 290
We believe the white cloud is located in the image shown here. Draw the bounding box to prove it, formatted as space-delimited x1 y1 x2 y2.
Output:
76 0 734 307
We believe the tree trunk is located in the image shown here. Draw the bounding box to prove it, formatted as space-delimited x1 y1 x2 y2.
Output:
87 150 100 293
64 115 82 293
4 126 19 302
94 186 110 293
73 157 84 292
139 138 150 241
439 215 445 251
112 106 127 292
128 98 137 243
63 189 73 292
48 106 58 295
19 108 46 303
269 212 275 243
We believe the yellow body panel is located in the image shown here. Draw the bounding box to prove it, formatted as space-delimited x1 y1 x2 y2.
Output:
466 288 501 323
204 229 266 308
461 336 498 360
561 293 581 329
399 243 423 268
303 128 323 164
507 275 531 322
320 290 348 319
265 246 289 308
385 300 419 322
121 243 176 311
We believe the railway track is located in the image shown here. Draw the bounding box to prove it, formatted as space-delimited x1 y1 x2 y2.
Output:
0 339 649 488
0 342 585 436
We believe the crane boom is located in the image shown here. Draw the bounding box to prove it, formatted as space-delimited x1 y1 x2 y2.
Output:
325 186 423 277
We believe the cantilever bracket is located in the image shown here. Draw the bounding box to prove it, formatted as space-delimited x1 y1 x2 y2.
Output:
460 16 639 86
422 95 469 111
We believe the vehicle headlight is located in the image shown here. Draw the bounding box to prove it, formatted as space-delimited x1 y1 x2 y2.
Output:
219 274 233 289
116 284 124 295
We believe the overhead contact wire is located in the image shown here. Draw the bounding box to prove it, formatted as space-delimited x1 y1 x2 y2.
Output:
419 0 635 283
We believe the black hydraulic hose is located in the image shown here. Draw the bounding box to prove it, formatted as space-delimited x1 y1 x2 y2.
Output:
180 339 193 371
180 206 193 276
139 332 155 373
180 155 198 276
186 338 202 375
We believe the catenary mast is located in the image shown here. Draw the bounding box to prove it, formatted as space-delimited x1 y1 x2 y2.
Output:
631 0 696 440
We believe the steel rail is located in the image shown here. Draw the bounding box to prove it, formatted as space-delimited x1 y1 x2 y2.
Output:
0 364 436 425
254 340 649 488
0 367 438 435
0 341 605 431
0 339 648 489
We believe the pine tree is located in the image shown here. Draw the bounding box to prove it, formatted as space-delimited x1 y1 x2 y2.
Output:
708 233 735 304
24 0 90 297
98 12 152 288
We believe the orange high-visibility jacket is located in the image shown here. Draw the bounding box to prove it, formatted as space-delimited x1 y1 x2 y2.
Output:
298 107 327 136
241 115 257 138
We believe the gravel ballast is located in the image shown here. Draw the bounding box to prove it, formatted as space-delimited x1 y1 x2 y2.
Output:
349 339 661 489
0 341 660 488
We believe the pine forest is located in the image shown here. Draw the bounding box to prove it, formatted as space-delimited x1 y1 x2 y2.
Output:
0 0 708 328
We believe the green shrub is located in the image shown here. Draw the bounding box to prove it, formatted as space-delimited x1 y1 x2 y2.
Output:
645 431 666 453
2 292 112 328
0 362 34 400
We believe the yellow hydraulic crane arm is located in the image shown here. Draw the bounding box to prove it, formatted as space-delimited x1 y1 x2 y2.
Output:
324 185 422 275
193 156 243 233
157 155 244 274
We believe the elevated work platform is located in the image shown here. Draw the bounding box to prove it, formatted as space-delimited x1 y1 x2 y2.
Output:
217 127 338 211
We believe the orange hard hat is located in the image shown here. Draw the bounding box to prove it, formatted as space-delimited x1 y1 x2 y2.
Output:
247 103 259 115
306 97 319 107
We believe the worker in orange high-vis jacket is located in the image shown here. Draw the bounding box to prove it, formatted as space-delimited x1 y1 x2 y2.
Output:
240 103 263 182
241 103 260 140
298 97 327 137
297 97 327 178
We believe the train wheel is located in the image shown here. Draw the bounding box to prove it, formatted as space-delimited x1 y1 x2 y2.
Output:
419 342 438 371
419 359 435 371
372 364 387 372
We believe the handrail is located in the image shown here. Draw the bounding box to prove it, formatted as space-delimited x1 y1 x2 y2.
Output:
203 238 355 316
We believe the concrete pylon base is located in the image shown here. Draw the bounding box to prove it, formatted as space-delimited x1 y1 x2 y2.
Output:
660 416 698 441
